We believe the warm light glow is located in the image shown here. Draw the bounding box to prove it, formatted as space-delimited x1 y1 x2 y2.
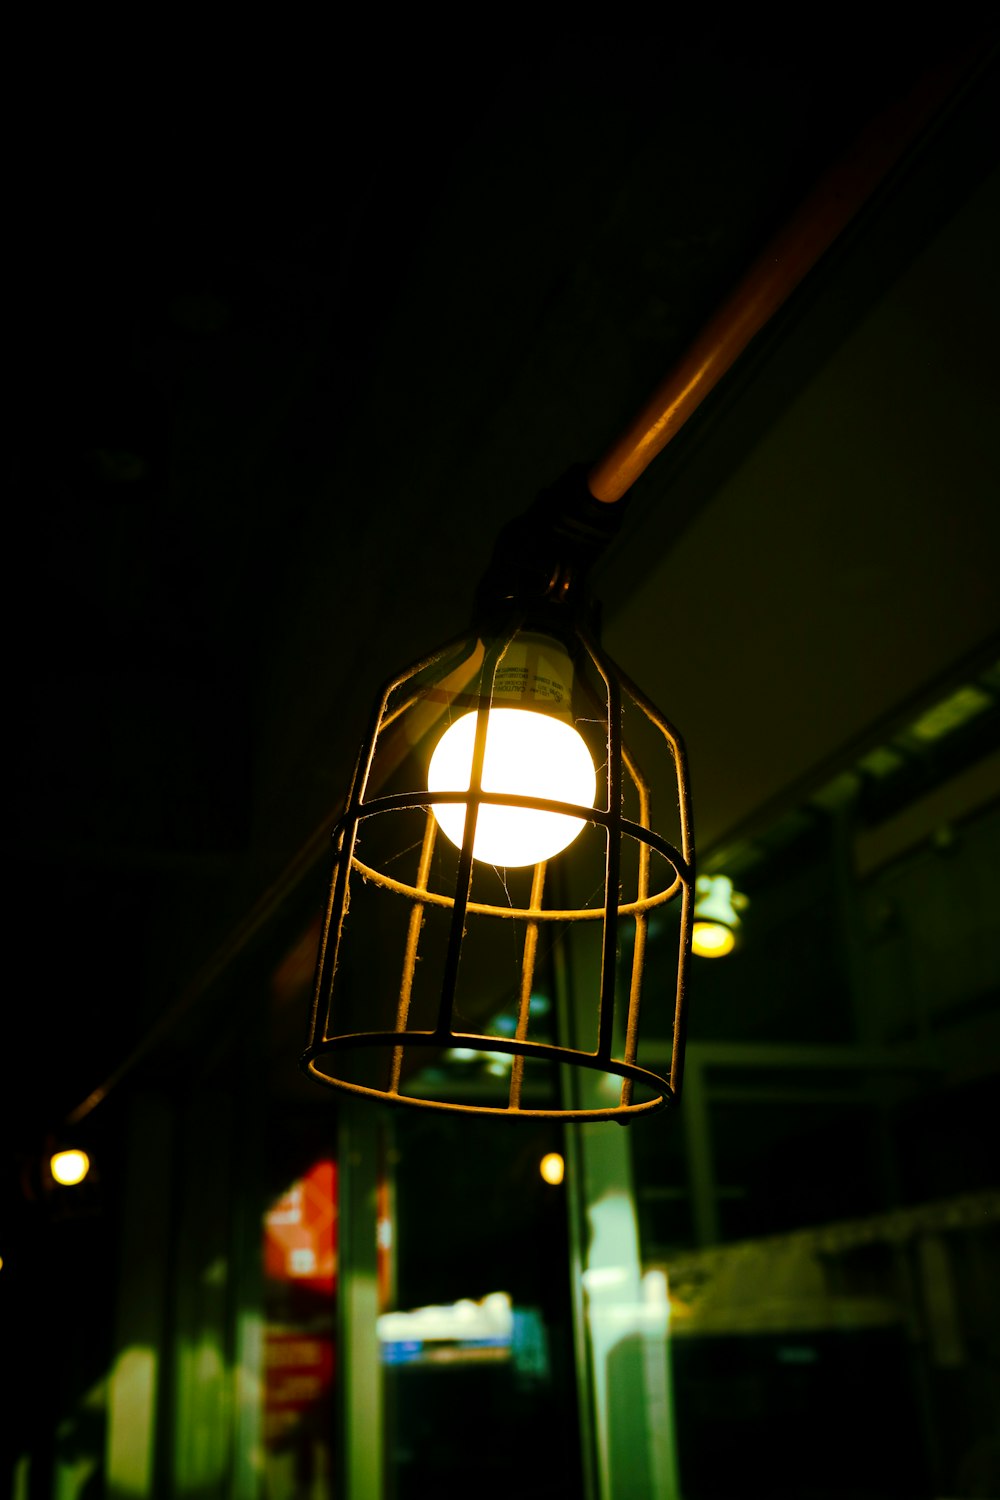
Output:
691 920 736 958
50 1148 90 1186
428 708 597 866
378 1291 513 1347
692 873 745 957
540 1152 565 1185
108 1347 158 1494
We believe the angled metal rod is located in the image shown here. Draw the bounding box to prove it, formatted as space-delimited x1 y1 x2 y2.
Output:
435 629 517 1037
595 662 623 1062
389 812 438 1094
509 861 548 1110
619 741 651 1107
587 49 983 505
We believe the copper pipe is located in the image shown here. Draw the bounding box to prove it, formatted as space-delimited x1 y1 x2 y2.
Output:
588 51 984 505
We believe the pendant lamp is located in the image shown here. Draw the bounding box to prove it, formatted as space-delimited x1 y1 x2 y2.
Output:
293 52 968 1123
301 468 694 1121
692 874 748 958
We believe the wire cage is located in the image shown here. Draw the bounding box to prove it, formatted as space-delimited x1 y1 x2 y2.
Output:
302 612 694 1122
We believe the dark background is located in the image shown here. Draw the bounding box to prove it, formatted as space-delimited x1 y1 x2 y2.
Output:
4 21 998 1198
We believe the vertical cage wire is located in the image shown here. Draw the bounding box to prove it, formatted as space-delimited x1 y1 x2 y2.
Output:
302 618 694 1121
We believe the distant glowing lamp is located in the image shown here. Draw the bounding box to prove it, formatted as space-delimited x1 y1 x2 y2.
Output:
691 874 747 958
691 921 736 957
50 1149 90 1186
540 1152 565 1185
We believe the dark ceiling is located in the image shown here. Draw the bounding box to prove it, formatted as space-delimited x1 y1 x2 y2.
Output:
4 28 999 1163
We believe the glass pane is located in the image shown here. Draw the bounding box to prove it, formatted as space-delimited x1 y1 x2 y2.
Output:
381 1108 583 1499
627 794 1000 1499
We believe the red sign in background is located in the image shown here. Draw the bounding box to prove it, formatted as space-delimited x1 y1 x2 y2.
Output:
263 1160 338 1448
263 1329 335 1443
264 1159 337 1294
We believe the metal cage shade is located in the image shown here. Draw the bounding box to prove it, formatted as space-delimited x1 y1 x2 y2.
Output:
302 616 694 1121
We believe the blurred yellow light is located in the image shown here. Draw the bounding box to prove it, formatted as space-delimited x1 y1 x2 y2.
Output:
428 708 596 867
691 921 736 958
51 1149 90 1186
540 1152 565 1185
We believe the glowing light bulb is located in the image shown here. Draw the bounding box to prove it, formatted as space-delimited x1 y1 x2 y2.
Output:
429 708 596 866
50 1149 90 1186
428 632 596 867
540 1152 565 1185
691 920 736 958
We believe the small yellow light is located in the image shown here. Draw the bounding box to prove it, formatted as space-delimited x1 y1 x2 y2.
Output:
50 1149 90 1186
691 920 736 958
540 1152 565 1185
